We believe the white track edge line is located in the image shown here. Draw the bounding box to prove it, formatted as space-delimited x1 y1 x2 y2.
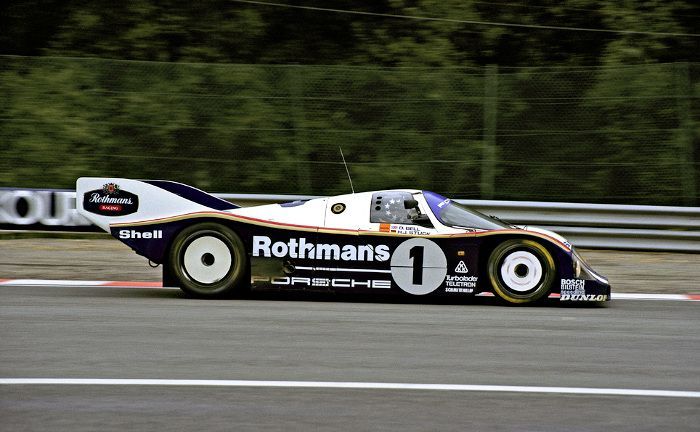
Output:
613 293 693 300
0 280 177 290
1 279 107 286
0 379 698 398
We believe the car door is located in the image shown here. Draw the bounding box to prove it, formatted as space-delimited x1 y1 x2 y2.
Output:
313 192 394 292
322 191 448 295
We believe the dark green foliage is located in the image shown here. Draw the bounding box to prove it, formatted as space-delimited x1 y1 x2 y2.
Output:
0 1 698 204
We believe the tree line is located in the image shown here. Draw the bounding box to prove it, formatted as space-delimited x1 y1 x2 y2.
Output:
1 1 698 204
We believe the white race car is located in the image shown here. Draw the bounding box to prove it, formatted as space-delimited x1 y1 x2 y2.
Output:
77 177 610 304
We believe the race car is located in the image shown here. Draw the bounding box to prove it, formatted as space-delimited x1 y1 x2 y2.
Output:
76 177 610 304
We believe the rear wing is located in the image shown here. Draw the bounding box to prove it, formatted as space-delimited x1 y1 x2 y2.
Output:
76 177 238 232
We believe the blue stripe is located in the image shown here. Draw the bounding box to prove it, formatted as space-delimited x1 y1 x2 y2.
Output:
145 180 238 211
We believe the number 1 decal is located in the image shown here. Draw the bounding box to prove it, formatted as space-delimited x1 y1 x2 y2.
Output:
390 238 447 295
409 245 424 285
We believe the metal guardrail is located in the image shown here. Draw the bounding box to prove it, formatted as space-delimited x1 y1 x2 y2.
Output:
2 188 699 252
454 199 700 252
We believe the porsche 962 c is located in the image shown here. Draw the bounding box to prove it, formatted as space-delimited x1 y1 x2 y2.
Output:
77 178 610 304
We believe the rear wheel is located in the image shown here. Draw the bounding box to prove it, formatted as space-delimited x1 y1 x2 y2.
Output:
167 223 247 298
487 239 555 304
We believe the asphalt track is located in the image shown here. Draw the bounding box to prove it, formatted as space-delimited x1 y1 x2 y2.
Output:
1 284 699 431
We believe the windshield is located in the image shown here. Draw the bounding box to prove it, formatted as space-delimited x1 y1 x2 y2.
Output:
423 191 510 230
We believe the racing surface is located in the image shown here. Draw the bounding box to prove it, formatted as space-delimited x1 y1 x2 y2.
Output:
1 239 700 431
2 284 699 431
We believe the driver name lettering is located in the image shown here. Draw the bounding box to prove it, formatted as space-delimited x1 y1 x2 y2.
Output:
253 236 390 262
388 225 431 235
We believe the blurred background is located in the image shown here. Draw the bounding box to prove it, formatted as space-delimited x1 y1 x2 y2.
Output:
1 0 698 205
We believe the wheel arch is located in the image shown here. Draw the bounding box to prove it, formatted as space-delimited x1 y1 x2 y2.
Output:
161 217 248 262
477 232 568 281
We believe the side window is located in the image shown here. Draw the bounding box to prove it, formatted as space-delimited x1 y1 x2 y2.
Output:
370 191 417 224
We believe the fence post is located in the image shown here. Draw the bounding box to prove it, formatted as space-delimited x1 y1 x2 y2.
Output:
289 66 312 194
676 62 696 206
481 64 498 199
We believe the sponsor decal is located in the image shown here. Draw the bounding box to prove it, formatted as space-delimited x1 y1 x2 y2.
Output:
561 278 585 294
437 198 451 208
455 261 469 273
561 294 608 301
0 190 91 228
445 287 474 293
254 237 460 297
331 203 346 214
252 276 391 289
559 278 604 301
83 183 139 216
252 236 390 262
445 275 478 292
118 229 163 240
444 260 476 293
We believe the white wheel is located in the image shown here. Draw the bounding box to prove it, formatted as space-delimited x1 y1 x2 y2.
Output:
488 239 555 304
182 236 232 284
499 250 543 292
167 223 247 298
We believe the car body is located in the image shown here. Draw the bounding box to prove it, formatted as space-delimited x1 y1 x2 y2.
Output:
76 177 611 304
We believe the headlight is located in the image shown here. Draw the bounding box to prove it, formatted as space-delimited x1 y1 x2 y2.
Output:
573 252 583 278
572 249 609 284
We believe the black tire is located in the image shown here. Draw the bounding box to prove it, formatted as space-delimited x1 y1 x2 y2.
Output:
167 223 247 298
487 239 555 304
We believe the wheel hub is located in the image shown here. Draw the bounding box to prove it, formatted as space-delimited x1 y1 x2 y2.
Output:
514 263 529 277
201 252 215 266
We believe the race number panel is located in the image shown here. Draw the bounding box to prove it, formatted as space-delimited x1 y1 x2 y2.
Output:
390 238 447 295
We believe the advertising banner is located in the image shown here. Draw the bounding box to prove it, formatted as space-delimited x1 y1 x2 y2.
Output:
0 188 99 232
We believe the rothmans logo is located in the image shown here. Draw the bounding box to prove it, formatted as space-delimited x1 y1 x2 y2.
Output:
253 236 390 262
89 193 134 205
90 183 134 204
83 183 139 216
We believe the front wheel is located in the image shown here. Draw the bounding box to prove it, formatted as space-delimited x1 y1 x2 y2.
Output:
167 223 247 298
487 239 555 304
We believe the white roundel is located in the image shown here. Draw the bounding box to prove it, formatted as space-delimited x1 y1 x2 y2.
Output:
499 250 542 292
390 238 447 295
183 236 232 284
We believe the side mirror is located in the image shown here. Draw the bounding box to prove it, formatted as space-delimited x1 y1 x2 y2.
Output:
403 198 433 228
404 199 419 209
412 213 433 228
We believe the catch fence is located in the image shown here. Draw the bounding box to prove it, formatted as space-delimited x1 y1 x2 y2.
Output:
1 56 697 205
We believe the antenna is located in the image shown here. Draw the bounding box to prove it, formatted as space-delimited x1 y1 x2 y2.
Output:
339 147 355 194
